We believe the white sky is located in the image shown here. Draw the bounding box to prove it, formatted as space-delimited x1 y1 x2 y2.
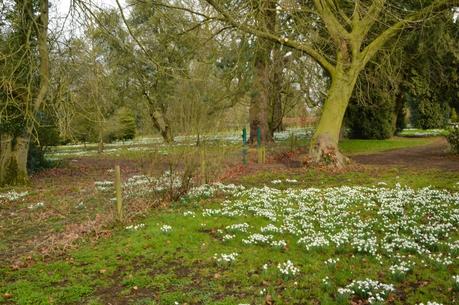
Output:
52 0 127 17
50 0 128 37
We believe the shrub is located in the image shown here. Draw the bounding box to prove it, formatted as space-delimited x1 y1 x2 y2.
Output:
117 108 136 141
104 107 136 142
409 96 450 129
28 111 60 172
451 108 458 123
446 124 459 153
345 101 397 140
407 74 450 129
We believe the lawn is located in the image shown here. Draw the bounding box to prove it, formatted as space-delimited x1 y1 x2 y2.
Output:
0 136 458 305
339 137 437 155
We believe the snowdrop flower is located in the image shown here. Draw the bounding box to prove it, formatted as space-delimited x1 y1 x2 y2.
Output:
214 252 239 264
160 224 172 233
126 223 145 231
270 239 287 249
95 180 114 192
325 258 339 265
389 260 414 280
277 260 300 277
453 275 459 291
222 234 235 242
28 202 44 209
226 223 250 232
75 202 85 209
243 233 273 245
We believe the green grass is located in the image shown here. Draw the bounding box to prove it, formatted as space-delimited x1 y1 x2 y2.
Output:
339 137 437 155
237 167 459 191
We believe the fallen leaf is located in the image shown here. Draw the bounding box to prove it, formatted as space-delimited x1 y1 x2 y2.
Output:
3 293 13 299
265 294 274 305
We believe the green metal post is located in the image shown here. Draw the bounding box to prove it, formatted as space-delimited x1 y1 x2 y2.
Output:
242 128 248 165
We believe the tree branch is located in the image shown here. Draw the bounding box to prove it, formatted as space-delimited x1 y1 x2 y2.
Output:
359 0 459 68
204 0 336 76
313 0 351 41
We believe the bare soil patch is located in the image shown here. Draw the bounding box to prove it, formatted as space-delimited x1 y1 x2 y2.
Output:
351 138 459 171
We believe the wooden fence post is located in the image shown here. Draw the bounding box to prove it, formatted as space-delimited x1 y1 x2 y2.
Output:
262 146 266 164
200 148 206 184
115 165 123 222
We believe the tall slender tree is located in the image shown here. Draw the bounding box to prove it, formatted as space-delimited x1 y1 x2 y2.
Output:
0 0 49 185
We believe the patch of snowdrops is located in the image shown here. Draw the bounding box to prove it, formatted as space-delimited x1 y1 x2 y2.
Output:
0 190 29 202
277 260 300 278
95 171 183 198
337 279 395 304
27 202 45 210
214 252 239 265
182 182 459 303
453 275 459 291
160 224 172 233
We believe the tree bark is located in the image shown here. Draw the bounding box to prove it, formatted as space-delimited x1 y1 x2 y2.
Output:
248 1 276 145
248 59 272 144
309 73 357 167
269 46 284 135
97 122 104 153
0 133 30 186
150 110 174 144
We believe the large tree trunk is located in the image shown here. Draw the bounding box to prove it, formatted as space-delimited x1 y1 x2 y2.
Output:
248 0 275 145
248 37 274 145
269 46 284 135
150 110 174 144
0 133 30 186
309 73 356 167
248 69 272 145
248 45 273 144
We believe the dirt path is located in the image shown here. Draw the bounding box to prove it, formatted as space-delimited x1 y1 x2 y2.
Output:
351 138 459 171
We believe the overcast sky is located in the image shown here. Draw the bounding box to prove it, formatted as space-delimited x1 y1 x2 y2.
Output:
52 0 127 17
50 0 128 37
